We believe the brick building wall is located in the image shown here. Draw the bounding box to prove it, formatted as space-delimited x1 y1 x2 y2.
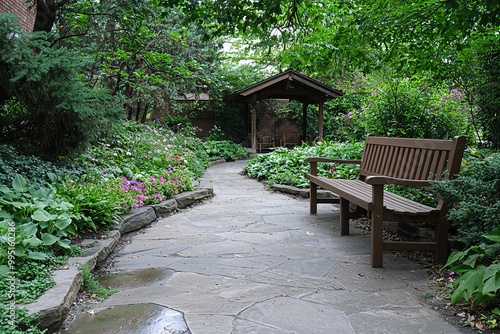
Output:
1 0 36 32
190 110 216 137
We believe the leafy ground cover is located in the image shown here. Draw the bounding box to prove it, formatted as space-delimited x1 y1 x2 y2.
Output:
244 142 500 333
243 140 364 188
0 121 248 333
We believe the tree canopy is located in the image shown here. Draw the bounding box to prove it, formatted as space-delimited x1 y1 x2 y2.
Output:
1 0 499 155
163 0 499 76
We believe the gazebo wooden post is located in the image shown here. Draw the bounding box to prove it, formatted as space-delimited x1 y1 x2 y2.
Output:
250 98 257 153
243 103 249 147
302 102 309 143
318 100 324 140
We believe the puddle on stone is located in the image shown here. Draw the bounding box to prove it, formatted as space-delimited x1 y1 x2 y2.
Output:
59 303 190 334
98 268 172 290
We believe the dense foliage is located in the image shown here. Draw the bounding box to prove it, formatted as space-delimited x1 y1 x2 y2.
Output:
0 14 122 158
361 74 471 140
167 0 499 148
52 2 226 121
288 72 474 144
0 175 79 264
452 28 500 148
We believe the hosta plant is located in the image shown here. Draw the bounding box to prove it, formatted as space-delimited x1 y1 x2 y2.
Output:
0 175 79 270
202 140 248 161
55 178 124 231
442 226 500 308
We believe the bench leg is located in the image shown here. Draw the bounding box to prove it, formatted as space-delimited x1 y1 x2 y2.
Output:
340 197 350 235
310 182 318 214
371 215 384 268
371 185 384 268
435 217 450 264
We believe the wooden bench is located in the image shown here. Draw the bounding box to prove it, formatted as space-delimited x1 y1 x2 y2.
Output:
282 131 300 148
258 136 275 151
306 135 466 268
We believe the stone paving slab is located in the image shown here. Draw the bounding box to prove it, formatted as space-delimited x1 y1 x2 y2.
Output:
66 160 466 334
236 296 355 334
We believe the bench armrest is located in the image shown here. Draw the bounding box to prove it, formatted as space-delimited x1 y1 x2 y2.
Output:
365 175 431 187
306 157 361 176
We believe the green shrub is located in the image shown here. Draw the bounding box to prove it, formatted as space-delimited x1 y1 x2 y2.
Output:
0 255 68 333
204 123 248 160
452 27 500 149
362 73 472 141
0 307 46 334
55 179 124 231
432 152 500 246
386 185 439 207
207 125 228 141
0 256 67 304
323 92 369 142
0 145 61 186
162 115 195 135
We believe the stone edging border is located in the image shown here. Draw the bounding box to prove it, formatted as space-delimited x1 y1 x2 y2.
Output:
24 187 214 333
270 183 336 199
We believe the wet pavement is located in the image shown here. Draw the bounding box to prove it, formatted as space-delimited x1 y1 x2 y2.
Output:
59 160 465 334
62 303 188 334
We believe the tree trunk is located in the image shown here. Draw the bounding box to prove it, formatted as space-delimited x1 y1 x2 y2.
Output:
141 103 149 123
34 0 72 32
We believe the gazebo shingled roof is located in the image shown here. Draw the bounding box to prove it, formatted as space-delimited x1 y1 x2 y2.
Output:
229 69 343 152
231 69 343 103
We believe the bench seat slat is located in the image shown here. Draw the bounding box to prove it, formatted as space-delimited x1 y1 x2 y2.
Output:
306 176 436 216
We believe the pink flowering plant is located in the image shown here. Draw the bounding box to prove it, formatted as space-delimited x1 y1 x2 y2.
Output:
117 165 193 210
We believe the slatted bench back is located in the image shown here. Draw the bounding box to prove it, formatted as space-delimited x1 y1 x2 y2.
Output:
359 136 466 182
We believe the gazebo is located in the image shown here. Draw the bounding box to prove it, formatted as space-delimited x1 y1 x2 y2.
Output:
229 69 343 152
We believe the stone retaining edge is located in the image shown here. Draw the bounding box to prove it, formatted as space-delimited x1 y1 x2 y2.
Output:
24 187 214 333
270 183 338 199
